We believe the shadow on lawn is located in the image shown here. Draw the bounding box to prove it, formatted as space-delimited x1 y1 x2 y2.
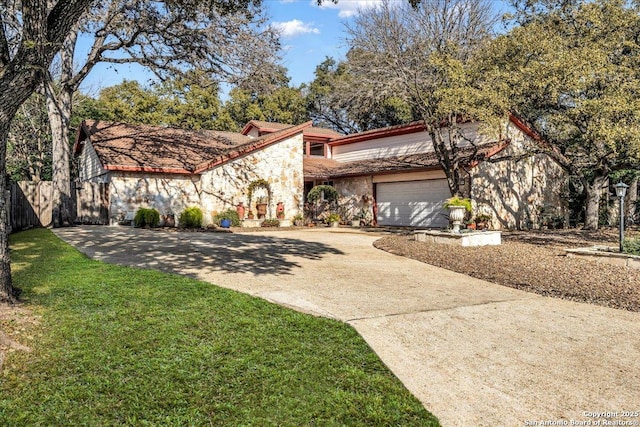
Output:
54 226 345 278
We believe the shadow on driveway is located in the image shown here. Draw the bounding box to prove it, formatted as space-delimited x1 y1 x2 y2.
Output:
54 226 345 278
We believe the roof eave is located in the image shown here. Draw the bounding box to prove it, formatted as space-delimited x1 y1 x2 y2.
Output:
103 165 197 175
328 121 426 147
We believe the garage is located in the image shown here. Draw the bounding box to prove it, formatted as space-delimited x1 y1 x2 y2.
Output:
376 179 450 227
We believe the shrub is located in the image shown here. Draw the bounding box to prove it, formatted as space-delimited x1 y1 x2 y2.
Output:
307 185 338 204
212 208 241 227
261 219 280 227
326 213 341 224
179 206 203 228
134 208 160 228
623 238 640 256
444 196 472 212
474 213 492 222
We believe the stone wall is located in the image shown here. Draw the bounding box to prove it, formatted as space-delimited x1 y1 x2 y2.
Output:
333 176 374 223
470 123 567 230
108 172 201 224
200 133 304 223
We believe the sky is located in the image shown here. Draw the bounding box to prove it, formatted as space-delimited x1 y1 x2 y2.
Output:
80 0 510 95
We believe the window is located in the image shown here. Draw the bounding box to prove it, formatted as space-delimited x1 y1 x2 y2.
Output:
310 143 324 157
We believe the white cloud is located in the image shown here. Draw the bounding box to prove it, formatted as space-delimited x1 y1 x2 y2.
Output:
272 19 321 37
314 0 384 18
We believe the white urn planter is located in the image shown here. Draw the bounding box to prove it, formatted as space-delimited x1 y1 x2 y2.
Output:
448 205 466 233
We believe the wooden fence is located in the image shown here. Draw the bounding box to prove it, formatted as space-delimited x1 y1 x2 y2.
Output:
9 181 109 231
73 181 109 225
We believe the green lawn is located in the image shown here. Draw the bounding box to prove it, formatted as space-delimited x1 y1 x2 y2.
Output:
1 229 439 426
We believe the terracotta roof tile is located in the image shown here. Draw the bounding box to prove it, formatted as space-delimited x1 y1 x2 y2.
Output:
242 120 342 139
78 120 311 174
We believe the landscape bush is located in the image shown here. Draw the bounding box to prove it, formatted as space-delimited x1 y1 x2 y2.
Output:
134 207 160 228
623 238 640 256
179 206 203 228
212 208 241 227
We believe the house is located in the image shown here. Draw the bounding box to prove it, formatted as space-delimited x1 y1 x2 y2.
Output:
74 120 311 225
252 117 567 229
74 116 566 230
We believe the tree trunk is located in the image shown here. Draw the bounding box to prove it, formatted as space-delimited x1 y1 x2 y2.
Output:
0 59 45 303
430 127 463 196
583 172 608 230
0 0 92 302
0 120 13 302
46 82 74 227
626 175 638 223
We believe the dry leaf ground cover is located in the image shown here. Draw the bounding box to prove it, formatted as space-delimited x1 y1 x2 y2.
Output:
373 228 640 312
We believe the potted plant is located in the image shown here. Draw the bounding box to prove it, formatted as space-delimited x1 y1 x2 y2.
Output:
276 201 285 219
236 202 245 220
326 213 341 227
212 208 240 229
247 179 271 219
474 213 492 230
443 196 472 233
255 196 268 219
247 210 255 220
293 213 304 226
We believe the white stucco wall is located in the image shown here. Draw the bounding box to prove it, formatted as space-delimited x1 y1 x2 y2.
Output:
200 133 305 223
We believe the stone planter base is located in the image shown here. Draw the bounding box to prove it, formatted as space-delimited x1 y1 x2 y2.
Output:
414 230 501 247
242 219 262 228
565 246 640 269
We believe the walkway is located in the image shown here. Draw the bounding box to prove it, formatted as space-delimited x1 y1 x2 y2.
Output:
54 226 640 426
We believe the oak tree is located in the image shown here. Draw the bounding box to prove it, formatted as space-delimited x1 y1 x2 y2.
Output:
343 0 497 195
475 0 640 229
0 0 93 302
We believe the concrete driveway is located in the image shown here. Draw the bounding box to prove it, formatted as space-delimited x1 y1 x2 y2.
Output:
54 226 640 426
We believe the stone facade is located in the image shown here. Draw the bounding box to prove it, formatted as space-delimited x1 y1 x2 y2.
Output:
200 133 304 224
82 132 306 226
333 176 374 223
108 172 200 224
470 122 567 230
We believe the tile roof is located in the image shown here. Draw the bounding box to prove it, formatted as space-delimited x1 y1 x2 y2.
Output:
303 141 507 179
242 120 343 139
76 120 310 174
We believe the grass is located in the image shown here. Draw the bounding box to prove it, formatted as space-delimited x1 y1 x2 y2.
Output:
1 229 439 426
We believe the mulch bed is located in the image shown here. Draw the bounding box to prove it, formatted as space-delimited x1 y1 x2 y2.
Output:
373 228 640 312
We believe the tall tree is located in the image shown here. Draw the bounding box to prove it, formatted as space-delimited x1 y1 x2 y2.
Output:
92 74 225 130
306 57 414 133
45 0 281 227
474 0 640 229
343 0 497 195
219 66 308 131
0 0 93 302
7 90 52 182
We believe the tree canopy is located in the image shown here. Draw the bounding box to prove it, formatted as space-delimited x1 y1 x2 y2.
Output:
342 0 497 195
474 0 640 228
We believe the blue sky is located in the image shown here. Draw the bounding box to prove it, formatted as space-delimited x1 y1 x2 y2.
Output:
80 0 510 94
